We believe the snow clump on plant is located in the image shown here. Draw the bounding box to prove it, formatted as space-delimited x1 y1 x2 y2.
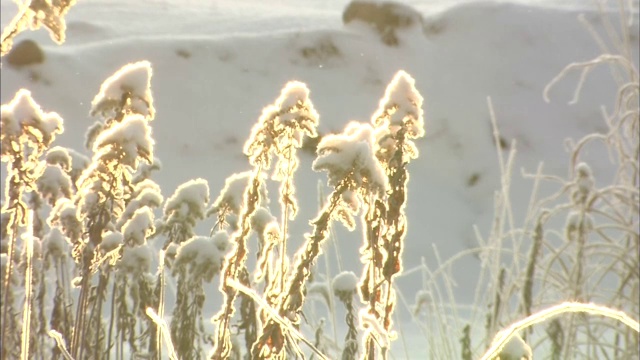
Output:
313 121 387 198
174 232 232 282
91 60 155 118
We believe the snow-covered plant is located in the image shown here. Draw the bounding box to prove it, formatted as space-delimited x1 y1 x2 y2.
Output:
37 147 75 242
357 70 425 359
43 227 74 357
122 207 155 246
117 181 163 230
111 241 156 358
0 0 78 55
37 163 73 206
461 324 472 360
253 81 319 292
207 171 268 232
46 204 80 355
213 81 319 359
66 147 91 190
332 271 360 360
0 250 20 359
158 178 210 249
91 60 155 120
499 24 639 357
1 90 64 237
142 178 210 359
253 120 388 359
0 89 63 359
74 60 156 261
132 157 162 184
66 60 156 359
16 219 44 360
2 17 434 357
251 207 280 276
496 333 532 360
45 146 72 169
172 232 232 359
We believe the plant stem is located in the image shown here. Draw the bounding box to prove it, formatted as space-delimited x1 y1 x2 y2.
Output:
20 211 34 360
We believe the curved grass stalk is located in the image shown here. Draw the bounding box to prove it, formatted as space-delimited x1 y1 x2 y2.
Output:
481 302 640 360
48 330 75 360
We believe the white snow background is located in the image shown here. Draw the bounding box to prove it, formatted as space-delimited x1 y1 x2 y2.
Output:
1 0 638 358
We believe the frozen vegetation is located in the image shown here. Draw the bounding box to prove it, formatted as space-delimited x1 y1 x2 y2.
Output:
0 0 638 359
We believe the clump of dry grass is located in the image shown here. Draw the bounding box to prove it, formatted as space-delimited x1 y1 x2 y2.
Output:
401 3 639 359
480 302 639 360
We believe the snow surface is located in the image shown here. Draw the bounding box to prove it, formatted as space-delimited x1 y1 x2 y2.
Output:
1 0 638 358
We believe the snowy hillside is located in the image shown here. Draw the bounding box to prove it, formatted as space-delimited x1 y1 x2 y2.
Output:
1 0 638 358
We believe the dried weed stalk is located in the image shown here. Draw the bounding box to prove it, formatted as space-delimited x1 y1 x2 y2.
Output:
212 81 319 358
360 70 425 359
70 61 156 359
